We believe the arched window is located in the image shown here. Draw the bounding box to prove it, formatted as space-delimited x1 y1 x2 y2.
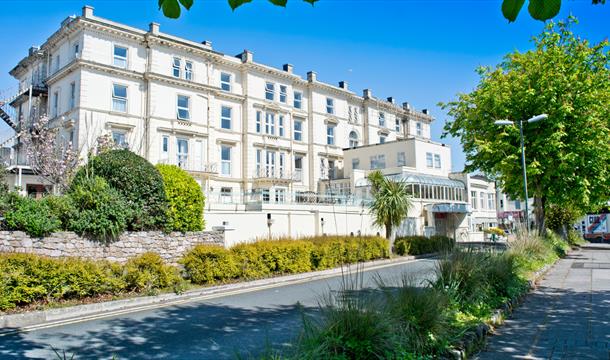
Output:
349 131 359 148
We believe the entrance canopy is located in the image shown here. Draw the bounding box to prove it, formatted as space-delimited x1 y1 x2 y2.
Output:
426 203 470 214
387 173 466 189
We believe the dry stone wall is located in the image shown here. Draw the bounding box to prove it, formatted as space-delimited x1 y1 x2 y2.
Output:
0 231 225 263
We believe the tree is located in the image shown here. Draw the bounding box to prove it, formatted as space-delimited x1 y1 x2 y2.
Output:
158 0 318 18
441 18 610 233
367 171 412 250
19 116 78 194
502 0 605 23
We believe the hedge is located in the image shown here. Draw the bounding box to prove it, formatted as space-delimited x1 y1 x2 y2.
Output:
181 236 389 285
72 150 168 231
394 235 455 256
0 252 182 311
3 196 61 237
156 164 205 232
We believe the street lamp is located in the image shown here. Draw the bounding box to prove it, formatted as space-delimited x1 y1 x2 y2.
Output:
494 114 548 231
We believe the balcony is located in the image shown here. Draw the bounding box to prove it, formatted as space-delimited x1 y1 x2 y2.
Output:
252 168 299 184
206 189 369 208
159 157 218 174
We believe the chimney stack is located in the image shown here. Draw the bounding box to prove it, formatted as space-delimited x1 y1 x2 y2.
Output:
387 97 395 104
201 40 212 48
422 109 429 115
239 50 253 63
82 5 94 18
363 89 373 99
402 102 411 110
283 64 293 74
307 71 317 82
149 22 160 35
339 81 348 90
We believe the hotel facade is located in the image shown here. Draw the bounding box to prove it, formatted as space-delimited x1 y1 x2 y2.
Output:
1 6 497 244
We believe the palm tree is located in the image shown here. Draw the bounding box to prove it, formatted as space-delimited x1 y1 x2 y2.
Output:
367 171 412 251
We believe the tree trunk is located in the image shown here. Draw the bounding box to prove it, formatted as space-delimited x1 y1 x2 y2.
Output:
385 222 394 253
534 196 546 235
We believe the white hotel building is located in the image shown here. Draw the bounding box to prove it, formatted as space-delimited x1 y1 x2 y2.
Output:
1 6 496 244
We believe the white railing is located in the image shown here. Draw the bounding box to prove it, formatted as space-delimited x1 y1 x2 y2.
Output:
159 158 218 173
252 168 301 182
205 190 370 207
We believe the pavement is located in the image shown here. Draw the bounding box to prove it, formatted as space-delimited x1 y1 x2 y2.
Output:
476 243 610 360
0 258 437 359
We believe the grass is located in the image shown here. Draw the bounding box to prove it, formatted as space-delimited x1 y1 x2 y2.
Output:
272 230 574 359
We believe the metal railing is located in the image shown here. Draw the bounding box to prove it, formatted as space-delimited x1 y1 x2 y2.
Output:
205 190 370 207
159 157 218 173
252 168 301 181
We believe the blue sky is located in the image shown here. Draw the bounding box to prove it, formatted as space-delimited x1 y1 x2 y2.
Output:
0 0 607 170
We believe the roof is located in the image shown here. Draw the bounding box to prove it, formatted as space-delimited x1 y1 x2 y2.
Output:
355 172 466 188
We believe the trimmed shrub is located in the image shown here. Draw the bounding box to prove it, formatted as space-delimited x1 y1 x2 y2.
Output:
4 196 61 237
309 236 389 269
180 245 239 284
73 149 168 230
123 252 183 294
0 253 126 311
156 164 205 232
232 240 314 278
68 176 132 242
394 235 455 256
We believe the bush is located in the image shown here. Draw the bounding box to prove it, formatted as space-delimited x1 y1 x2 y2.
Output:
40 195 77 230
123 252 183 294
309 236 389 269
567 229 585 246
0 253 126 311
156 164 205 232
73 149 168 230
180 245 239 284
4 196 61 237
231 240 314 278
434 250 491 306
394 235 455 255
68 176 132 242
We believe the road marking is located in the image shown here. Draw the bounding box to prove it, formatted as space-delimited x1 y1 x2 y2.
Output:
0 258 433 336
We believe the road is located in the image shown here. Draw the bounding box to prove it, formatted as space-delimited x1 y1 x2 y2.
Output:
0 258 436 360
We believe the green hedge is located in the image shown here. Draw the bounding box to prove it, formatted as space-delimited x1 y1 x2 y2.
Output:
3 196 61 237
181 236 389 285
394 235 455 256
156 164 205 232
0 252 182 311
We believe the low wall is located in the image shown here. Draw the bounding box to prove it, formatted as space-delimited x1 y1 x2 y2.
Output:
0 231 225 263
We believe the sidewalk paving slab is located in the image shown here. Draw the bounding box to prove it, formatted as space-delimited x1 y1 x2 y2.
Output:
476 246 610 360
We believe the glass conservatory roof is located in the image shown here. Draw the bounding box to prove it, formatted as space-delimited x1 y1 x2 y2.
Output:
355 173 465 188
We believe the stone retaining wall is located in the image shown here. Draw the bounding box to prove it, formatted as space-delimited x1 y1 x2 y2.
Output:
0 231 225 263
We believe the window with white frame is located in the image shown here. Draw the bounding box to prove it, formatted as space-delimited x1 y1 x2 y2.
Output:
279 85 287 103
326 124 335 145
220 72 231 91
255 149 262 175
275 188 286 203
397 151 406 166
278 115 285 137
69 82 76 110
294 155 303 181
185 61 193 81
426 152 433 168
265 112 275 135
266 150 276 177
434 154 441 168
352 158 360 170
172 57 181 78
370 154 386 169
265 82 275 101
221 145 231 176
379 112 385 127
395 118 401 132
379 135 386 144
326 98 334 114
113 45 127 68
221 106 232 130
487 193 494 210
294 119 303 141
279 152 286 177
471 191 477 209
161 135 169 160
480 191 486 209
73 43 79 57
177 95 190 120
177 138 188 168
255 111 262 133
294 91 302 109
112 84 127 113
261 189 270 203
112 131 127 148
348 131 359 148
416 122 422 136
220 187 232 203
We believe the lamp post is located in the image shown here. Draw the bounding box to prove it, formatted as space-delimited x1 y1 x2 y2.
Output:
494 114 547 231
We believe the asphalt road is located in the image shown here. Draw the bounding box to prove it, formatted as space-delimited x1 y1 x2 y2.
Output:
0 258 437 360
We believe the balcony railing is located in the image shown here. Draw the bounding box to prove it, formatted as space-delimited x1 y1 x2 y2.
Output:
206 190 370 207
159 157 218 174
252 168 301 182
